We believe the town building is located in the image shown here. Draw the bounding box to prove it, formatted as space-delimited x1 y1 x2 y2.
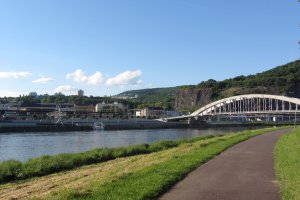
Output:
95 102 125 112
95 102 126 118
135 110 141 117
140 107 165 118
139 107 180 118
78 90 84 97
29 92 38 97
74 104 94 113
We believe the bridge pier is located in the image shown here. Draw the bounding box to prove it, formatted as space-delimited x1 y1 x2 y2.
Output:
188 118 206 128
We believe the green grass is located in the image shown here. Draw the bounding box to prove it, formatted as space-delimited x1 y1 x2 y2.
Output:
275 127 300 200
45 127 284 200
0 134 217 184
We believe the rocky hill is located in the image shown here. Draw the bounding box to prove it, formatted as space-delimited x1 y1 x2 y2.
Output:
175 60 300 111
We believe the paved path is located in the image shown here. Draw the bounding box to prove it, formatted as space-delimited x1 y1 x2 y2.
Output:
159 128 291 200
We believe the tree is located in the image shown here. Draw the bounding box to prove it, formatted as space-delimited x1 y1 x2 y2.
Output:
54 93 66 104
41 94 51 104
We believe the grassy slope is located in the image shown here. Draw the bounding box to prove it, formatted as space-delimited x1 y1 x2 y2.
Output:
46 128 282 200
275 127 300 200
0 137 213 184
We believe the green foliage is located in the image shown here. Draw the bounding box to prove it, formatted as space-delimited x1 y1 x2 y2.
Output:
18 95 41 106
214 61 300 93
119 87 178 110
13 93 108 107
275 127 300 200
198 79 218 88
148 140 180 152
0 160 22 182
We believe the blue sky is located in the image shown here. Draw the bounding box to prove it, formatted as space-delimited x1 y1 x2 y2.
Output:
0 0 299 97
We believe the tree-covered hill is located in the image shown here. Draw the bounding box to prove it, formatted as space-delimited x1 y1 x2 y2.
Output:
118 87 179 109
175 60 300 111
195 59 300 98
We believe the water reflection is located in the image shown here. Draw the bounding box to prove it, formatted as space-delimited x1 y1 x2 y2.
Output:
0 127 259 162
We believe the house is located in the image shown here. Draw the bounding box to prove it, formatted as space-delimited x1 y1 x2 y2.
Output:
140 107 165 118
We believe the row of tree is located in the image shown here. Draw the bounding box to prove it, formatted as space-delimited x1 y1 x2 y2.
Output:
0 92 174 111
180 60 300 99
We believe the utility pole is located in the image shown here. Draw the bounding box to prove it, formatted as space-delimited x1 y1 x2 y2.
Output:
294 105 298 130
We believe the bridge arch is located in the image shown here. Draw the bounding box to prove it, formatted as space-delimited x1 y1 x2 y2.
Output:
191 94 300 117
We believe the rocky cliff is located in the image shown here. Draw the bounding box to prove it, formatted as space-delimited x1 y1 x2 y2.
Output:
175 88 214 112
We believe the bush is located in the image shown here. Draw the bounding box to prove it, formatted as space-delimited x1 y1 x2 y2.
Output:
83 148 113 164
124 144 150 156
0 160 22 182
148 140 180 152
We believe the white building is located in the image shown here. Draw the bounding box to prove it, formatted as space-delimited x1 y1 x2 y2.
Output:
135 110 141 117
95 102 126 112
139 107 180 118
140 107 165 118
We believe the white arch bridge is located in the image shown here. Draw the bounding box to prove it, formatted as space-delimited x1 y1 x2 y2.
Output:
164 94 300 122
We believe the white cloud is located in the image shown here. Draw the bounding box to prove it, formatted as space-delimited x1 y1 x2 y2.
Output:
54 85 77 95
87 72 104 85
32 77 53 84
66 69 105 85
136 80 143 85
0 71 32 79
0 90 21 97
66 69 87 82
105 70 142 86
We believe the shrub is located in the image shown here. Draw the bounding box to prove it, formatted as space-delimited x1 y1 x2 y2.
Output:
148 140 180 152
0 160 22 182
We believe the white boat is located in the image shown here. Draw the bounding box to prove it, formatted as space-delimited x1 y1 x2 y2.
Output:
93 121 105 130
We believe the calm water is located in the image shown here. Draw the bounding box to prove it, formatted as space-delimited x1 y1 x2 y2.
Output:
0 127 259 162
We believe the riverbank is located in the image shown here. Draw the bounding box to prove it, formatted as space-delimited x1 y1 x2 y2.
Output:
0 127 286 199
0 119 188 133
0 118 297 133
0 124 92 133
103 120 187 130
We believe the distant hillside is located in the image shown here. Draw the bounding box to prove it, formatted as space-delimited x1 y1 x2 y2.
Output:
176 60 300 111
118 87 179 109
119 60 300 111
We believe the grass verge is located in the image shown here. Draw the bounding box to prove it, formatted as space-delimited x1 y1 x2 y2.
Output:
275 127 300 200
0 133 217 184
43 127 284 200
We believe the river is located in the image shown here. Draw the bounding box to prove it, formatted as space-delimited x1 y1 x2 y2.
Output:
0 127 260 162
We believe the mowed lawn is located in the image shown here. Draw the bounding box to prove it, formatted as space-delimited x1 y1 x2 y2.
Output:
0 127 284 200
276 127 300 200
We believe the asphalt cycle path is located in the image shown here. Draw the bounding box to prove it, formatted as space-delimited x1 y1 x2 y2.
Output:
160 128 290 200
